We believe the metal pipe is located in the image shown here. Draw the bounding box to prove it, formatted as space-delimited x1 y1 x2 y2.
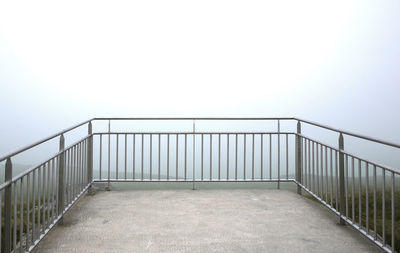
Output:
339 133 345 225
99 134 103 181
391 172 395 251
201 134 204 181
116 134 119 180
210 134 212 180
235 134 238 180
176 134 179 180
261 134 264 180
167 134 170 180
125 134 127 180
184 134 187 180
352 157 355 222
159 134 161 181
192 120 196 189
57 135 65 225
133 134 135 180
219 134 221 180
252 134 255 180
382 167 386 245
227 134 229 180
150 134 153 180
244 134 246 180
270 134 272 180
366 162 370 234
277 120 280 189
142 134 144 181
373 164 377 240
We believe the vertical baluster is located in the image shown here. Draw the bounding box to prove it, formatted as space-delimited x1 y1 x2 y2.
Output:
218 134 221 180
32 169 36 245
330 148 333 206
358 159 362 227
167 134 170 181
345 155 348 218
184 134 187 181
373 164 377 240
125 134 127 180
158 134 161 180
19 178 23 253
366 162 369 234
227 134 230 180
261 134 264 180
176 134 179 180
99 134 102 181
13 182 17 251
339 134 345 225
47 161 51 226
252 134 254 180
277 120 280 189
201 134 204 181
142 134 144 181
116 134 119 180
316 144 319 197
391 172 395 251
235 134 238 180
321 145 323 199
269 134 272 180
167 134 169 181
133 134 135 180
51 159 55 222
244 134 246 180
108 130 111 188
38 166 41 235
308 140 311 190
325 146 328 202
0 189 2 252
192 122 196 189
150 134 153 181
42 162 46 227
382 168 386 245
26 173 30 249
352 157 355 223
312 142 315 193
286 133 289 180
210 134 212 180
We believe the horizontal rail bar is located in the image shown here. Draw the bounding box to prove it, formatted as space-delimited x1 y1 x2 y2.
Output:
0 119 93 162
94 179 296 183
94 132 295 135
93 117 295 121
295 117 400 149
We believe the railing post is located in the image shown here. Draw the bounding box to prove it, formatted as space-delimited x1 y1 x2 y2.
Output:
296 121 302 195
4 158 12 253
338 133 346 225
87 122 94 194
58 134 65 225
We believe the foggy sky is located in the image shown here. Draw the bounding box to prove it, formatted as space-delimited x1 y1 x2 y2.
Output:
1 0 400 157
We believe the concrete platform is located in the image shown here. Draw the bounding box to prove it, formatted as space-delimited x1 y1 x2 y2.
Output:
34 188 383 253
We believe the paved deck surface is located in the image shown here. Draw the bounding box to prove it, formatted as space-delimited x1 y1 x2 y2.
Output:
34 187 382 253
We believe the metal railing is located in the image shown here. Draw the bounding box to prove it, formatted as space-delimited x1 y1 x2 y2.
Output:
0 117 399 253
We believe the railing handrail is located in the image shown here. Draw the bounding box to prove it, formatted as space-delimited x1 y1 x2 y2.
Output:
295 117 400 149
0 118 94 163
1 116 399 164
93 117 296 120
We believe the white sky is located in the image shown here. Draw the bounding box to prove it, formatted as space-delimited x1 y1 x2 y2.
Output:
1 0 400 155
